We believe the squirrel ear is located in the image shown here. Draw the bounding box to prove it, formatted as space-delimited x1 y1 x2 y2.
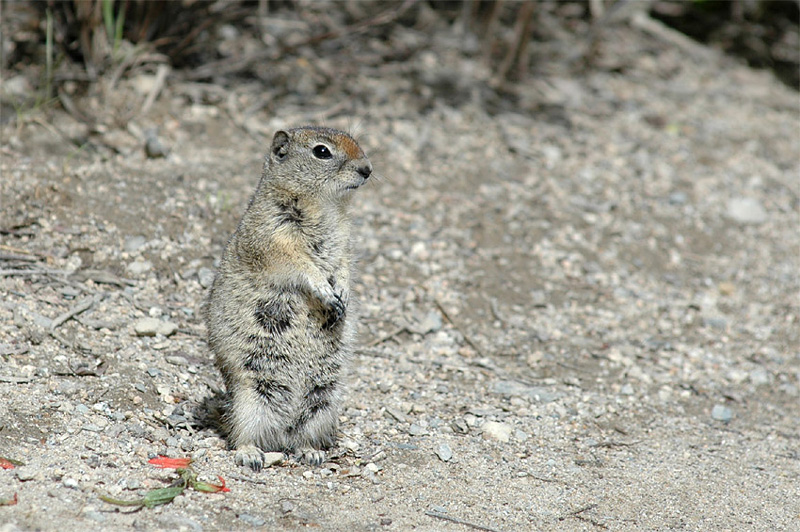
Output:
271 130 290 160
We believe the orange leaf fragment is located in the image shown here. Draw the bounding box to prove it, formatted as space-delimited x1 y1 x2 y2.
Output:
148 456 192 469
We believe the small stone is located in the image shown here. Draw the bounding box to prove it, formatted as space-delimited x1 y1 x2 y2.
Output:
408 424 428 436
134 318 178 337
166 355 188 366
145 129 169 158
749 368 770 386
263 452 285 467
123 235 147 253
126 260 153 276
16 468 41 482
63 477 80 490
482 421 513 443
718 282 736 296
384 407 407 423
726 197 767 224
451 419 469 434
711 404 733 422
668 191 688 205
238 514 266 527
434 443 453 462
620 383 635 396
411 311 442 334
197 267 216 288
365 462 380 473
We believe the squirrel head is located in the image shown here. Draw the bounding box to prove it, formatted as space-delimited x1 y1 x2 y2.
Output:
265 126 372 198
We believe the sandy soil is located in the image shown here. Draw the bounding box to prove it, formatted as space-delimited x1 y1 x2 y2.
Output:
1 13 799 532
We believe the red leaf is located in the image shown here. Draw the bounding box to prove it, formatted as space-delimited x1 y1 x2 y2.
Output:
0 459 15 470
193 475 230 493
148 456 192 469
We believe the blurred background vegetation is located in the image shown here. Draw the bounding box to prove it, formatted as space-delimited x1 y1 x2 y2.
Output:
1 0 798 122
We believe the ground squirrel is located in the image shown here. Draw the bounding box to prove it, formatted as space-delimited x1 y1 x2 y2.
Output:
205 126 372 470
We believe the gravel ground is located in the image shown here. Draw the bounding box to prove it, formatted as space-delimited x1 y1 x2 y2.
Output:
1 18 799 532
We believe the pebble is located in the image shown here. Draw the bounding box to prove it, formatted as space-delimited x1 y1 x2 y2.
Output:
749 368 770 386
134 317 178 337
620 383 635 396
197 267 216 288
410 311 442 334
711 404 733 422
166 355 188 366
408 423 428 436
482 421 513 443
238 514 266 527
263 452 285 467
725 197 767 224
145 129 169 158
126 260 153 276
434 443 453 462
16 468 41 482
491 380 559 403
62 477 80 490
123 235 147 253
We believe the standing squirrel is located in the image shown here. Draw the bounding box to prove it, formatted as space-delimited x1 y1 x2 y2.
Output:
205 126 372 470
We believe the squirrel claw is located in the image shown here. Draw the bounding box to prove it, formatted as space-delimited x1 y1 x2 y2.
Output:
323 293 345 329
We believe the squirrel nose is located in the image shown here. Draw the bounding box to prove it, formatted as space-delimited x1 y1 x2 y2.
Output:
357 164 372 179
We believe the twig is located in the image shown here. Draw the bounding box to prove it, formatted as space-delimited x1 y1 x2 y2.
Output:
366 326 408 347
0 253 38 262
424 511 501 532
50 295 102 330
0 268 72 277
561 503 598 519
140 63 171 116
434 299 485 356
630 11 715 61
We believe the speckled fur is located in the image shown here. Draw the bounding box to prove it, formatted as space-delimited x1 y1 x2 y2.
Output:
205 127 372 470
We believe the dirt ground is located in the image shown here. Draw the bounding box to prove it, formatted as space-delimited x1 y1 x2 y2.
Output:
1 11 799 532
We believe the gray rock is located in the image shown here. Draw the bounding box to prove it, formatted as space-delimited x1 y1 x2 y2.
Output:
263 452 285 467
491 380 560 403
482 421 513 443
145 129 169 159
62 477 80 490
239 514 266 527
749 368 771 386
166 355 188 366
16 468 42 482
134 317 178 337
726 197 767 224
668 191 688 205
711 404 733 422
126 260 153 276
410 311 442 335
434 443 453 462
123 235 147 253
197 267 216 288
408 423 428 436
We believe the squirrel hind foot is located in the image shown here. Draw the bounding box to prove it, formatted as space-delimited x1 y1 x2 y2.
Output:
234 445 265 472
296 447 326 466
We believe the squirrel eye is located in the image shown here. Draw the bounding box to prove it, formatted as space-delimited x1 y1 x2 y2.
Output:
313 145 333 159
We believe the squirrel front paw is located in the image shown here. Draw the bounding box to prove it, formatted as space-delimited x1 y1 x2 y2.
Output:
322 290 345 329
